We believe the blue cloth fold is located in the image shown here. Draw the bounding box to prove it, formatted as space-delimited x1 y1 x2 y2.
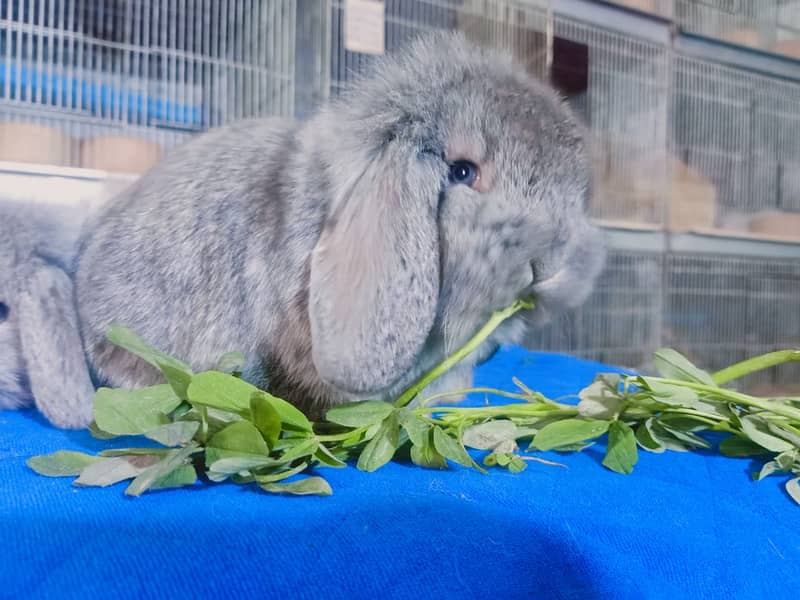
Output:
1 348 797 599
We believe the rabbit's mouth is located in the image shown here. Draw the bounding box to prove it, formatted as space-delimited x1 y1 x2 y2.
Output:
526 241 606 321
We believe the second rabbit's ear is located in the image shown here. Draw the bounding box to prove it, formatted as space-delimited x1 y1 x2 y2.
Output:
18 261 95 428
309 141 444 395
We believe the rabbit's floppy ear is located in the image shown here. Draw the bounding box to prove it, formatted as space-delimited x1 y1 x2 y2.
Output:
18 259 95 428
309 140 443 395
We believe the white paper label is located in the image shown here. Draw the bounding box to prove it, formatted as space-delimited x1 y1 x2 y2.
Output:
345 0 385 55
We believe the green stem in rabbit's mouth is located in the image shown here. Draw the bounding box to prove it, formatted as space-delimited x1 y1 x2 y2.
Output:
393 297 535 409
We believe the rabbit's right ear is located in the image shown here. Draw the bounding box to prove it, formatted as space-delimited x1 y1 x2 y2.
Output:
18 260 95 428
309 140 444 395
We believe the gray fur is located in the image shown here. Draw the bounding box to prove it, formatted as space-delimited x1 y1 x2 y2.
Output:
0 201 95 427
74 31 605 423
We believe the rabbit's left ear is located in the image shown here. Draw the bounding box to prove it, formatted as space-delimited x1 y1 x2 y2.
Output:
18 260 95 428
309 141 443 395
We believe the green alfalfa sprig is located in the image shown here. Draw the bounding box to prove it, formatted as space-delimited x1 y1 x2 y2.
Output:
25 298 800 504
394 298 535 408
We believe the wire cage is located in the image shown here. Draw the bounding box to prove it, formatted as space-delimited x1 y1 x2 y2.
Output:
606 0 674 19
551 15 671 226
321 0 549 100
0 0 296 170
671 54 800 234
674 0 777 48
528 248 664 371
674 0 800 59
664 252 800 393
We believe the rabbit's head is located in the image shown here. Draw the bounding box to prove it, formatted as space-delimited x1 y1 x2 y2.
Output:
303 32 605 397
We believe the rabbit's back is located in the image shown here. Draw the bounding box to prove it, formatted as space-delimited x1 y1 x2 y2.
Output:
75 117 302 390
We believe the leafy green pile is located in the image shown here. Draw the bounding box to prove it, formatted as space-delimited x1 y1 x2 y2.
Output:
27 300 800 504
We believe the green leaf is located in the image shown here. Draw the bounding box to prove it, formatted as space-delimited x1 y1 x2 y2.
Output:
207 455 279 476
125 444 199 496
190 376 310 436
652 348 716 386
179 406 243 438
657 414 710 432
507 456 527 473
432 426 481 471
74 455 160 487
144 421 200 447
397 411 430 447
635 422 665 454
253 391 312 433
719 435 771 458
215 351 246 374
255 462 310 484
740 416 794 453
187 371 258 414
642 379 700 408
786 477 800 505
27 451 103 477
93 385 182 436
250 393 281 449
645 419 689 453
314 443 347 468
106 326 193 399
766 422 800 447
326 401 395 428
100 448 173 457
341 429 368 448
658 424 712 449
553 442 596 452
260 476 333 496
495 453 512 466
755 460 781 481
530 419 610 451
776 450 797 471
207 421 269 458
356 413 400 473
602 421 638 474
279 437 319 463
577 380 623 419
462 420 519 450
171 403 192 420
693 399 734 420
151 465 197 490
88 420 117 440
410 435 447 470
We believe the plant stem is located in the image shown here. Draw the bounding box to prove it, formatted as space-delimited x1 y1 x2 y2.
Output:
711 349 800 386
199 406 209 444
394 299 534 409
413 403 577 419
317 426 368 442
646 377 800 421
419 386 544 407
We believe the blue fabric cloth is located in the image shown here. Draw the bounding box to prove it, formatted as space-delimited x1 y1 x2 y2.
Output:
1 348 797 600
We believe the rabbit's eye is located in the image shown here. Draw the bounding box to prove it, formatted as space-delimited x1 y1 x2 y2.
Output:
448 161 479 188
0 302 7 323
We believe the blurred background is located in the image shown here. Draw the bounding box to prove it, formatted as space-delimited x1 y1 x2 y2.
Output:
1 0 798 393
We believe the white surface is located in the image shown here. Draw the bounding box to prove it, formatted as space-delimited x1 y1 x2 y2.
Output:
345 0 386 55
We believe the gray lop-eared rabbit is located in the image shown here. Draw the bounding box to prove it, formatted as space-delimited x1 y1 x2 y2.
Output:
0 201 96 427
67 32 605 427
